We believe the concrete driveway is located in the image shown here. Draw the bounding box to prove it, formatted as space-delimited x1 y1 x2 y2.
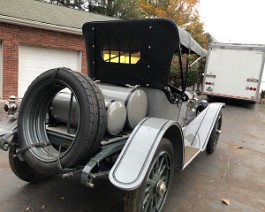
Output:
0 98 264 211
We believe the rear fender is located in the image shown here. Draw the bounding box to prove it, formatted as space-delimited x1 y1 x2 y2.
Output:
109 117 184 190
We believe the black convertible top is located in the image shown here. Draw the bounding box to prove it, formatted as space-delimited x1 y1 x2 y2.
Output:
82 19 207 89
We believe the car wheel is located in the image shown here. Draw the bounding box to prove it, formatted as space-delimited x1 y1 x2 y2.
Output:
9 135 50 182
206 112 222 154
17 68 106 174
125 138 174 212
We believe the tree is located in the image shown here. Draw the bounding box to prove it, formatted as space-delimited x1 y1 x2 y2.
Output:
39 0 86 10
107 0 142 18
92 0 142 18
38 0 142 18
140 0 207 48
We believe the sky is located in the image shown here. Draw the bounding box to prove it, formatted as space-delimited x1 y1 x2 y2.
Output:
198 0 265 44
198 0 265 90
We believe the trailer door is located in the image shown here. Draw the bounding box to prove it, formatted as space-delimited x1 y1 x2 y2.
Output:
203 46 265 102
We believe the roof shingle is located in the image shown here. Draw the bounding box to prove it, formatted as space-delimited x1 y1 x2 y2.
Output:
0 0 114 34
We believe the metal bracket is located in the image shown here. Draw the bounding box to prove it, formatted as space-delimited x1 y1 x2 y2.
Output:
14 142 50 157
56 146 77 175
80 141 125 188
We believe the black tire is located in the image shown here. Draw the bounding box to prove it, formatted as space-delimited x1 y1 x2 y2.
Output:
206 112 222 154
78 74 107 159
9 136 49 182
17 68 106 174
125 138 174 212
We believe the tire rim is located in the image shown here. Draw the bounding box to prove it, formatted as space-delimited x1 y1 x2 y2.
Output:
142 151 171 212
22 80 80 162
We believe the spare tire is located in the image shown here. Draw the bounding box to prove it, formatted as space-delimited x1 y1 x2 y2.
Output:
9 135 50 182
17 68 106 174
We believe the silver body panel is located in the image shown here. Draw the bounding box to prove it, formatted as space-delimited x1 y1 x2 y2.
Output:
143 88 179 121
143 88 196 127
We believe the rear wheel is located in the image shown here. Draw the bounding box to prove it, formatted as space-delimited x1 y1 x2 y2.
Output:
125 139 174 212
206 112 222 154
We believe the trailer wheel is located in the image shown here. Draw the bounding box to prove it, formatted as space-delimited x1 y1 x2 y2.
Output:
9 136 49 182
125 138 174 212
17 68 106 174
206 112 222 154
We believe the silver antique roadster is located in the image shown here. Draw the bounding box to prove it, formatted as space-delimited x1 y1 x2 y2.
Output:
0 19 223 212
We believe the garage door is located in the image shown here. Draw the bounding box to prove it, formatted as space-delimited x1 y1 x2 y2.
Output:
0 41 2 99
19 46 81 98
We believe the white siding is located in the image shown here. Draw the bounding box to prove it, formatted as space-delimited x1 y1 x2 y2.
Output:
18 46 81 98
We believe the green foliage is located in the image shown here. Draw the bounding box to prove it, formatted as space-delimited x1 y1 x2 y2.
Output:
170 66 199 88
169 56 201 88
104 0 142 18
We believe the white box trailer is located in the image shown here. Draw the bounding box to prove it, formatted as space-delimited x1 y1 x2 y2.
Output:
203 42 265 103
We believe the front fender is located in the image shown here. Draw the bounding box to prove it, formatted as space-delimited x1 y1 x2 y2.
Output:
184 102 224 150
109 117 183 191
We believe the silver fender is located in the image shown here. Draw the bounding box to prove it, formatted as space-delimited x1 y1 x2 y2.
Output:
109 117 184 190
182 102 224 168
184 102 224 149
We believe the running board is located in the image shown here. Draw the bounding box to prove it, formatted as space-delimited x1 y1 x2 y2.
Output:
183 146 200 169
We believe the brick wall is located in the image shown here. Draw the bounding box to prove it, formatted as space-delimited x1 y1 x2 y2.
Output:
0 23 88 99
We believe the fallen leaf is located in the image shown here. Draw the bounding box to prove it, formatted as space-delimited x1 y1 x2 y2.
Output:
222 198 230 205
40 205 46 210
25 207 31 211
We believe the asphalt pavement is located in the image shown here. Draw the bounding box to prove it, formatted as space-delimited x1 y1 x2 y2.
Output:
0 98 265 212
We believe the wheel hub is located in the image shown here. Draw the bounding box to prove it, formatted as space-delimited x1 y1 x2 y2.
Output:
156 180 167 196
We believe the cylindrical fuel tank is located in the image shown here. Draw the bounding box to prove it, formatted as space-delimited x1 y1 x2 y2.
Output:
50 92 80 127
97 83 148 129
105 99 126 135
51 92 127 136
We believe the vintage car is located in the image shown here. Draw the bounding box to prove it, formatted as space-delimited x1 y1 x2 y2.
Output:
0 19 223 211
